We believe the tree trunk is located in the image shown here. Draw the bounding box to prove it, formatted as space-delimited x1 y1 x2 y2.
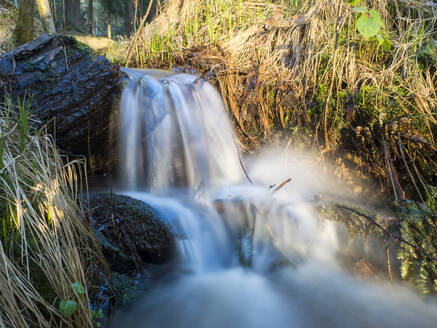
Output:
107 15 112 39
63 0 74 30
50 0 57 28
87 0 93 34
13 0 34 45
36 0 56 33
73 0 81 30
125 0 133 36
133 0 138 28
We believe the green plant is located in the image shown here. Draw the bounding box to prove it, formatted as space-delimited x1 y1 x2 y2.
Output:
352 5 391 51
397 192 437 295
16 94 32 152
91 308 104 327
58 282 86 318
59 300 78 319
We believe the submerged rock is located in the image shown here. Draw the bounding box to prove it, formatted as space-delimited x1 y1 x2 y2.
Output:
87 193 174 274
0 34 126 176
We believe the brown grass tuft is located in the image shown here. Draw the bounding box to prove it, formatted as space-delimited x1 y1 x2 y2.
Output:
0 100 103 328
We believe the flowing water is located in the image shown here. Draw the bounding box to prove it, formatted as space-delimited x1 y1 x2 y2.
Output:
112 68 437 327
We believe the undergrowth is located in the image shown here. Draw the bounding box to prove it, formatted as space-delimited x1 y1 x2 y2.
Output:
0 98 104 327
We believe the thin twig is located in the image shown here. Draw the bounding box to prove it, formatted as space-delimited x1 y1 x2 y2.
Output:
383 239 395 282
380 133 400 203
232 135 252 184
397 131 424 203
125 0 155 67
271 178 292 194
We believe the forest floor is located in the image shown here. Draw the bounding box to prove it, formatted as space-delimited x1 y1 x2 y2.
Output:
72 34 114 53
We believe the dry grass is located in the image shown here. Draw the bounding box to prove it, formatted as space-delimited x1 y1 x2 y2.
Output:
0 99 102 328
0 1 16 54
130 0 435 143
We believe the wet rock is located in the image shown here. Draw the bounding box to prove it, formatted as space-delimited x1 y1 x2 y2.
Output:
0 34 127 175
87 193 174 274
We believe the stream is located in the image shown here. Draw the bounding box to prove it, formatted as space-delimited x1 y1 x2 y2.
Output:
109 69 437 328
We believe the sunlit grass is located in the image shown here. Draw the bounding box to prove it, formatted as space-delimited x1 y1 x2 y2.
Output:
0 100 103 328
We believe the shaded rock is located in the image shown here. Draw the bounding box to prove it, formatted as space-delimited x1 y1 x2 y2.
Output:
0 34 127 175
87 193 174 274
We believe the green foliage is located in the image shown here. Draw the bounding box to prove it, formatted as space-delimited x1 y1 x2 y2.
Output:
58 282 86 318
91 308 104 327
59 300 78 318
352 5 391 51
72 282 86 295
16 94 32 152
397 192 437 294
417 37 437 70
100 0 126 17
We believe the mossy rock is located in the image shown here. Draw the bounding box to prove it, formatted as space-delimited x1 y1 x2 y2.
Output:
88 193 174 274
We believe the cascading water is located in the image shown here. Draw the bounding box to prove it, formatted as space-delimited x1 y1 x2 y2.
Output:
119 68 241 190
112 69 437 327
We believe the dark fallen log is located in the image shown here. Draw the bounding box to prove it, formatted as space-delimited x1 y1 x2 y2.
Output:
0 34 127 176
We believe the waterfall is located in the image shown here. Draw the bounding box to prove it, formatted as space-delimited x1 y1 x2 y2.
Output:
113 68 437 328
119 68 242 191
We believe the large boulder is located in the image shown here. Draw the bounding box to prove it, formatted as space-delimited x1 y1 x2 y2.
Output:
87 193 174 274
0 34 126 175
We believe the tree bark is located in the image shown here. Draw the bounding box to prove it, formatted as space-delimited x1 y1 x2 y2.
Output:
125 0 133 36
63 0 74 30
107 15 112 39
13 0 34 45
87 0 93 34
36 0 56 33
0 34 126 176
50 0 57 28
73 0 81 30
133 0 138 28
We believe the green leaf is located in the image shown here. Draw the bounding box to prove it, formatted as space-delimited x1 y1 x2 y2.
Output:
348 0 362 6
368 9 384 28
376 33 384 45
72 282 85 295
382 38 392 51
59 300 78 318
356 15 380 39
353 7 368 13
